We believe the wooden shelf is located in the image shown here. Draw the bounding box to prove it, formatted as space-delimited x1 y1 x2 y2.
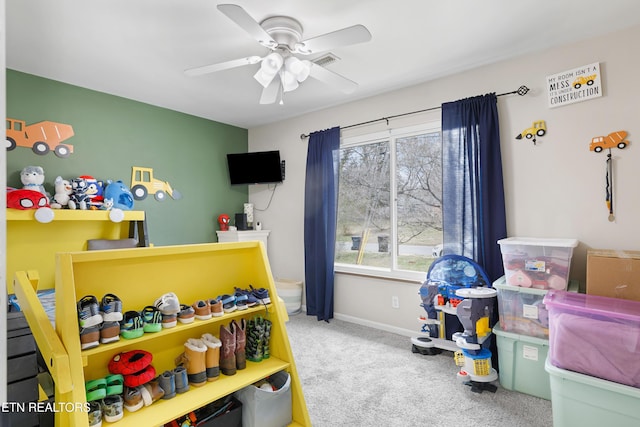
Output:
6 209 145 221
14 241 310 427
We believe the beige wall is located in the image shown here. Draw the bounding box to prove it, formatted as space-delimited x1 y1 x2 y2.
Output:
249 24 640 336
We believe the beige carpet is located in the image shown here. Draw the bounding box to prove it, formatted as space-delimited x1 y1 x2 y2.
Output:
286 313 553 427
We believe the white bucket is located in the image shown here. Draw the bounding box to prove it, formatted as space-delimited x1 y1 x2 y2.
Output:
275 279 303 315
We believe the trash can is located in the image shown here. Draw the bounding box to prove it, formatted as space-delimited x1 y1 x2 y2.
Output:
351 236 361 250
275 279 303 315
378 235 389 252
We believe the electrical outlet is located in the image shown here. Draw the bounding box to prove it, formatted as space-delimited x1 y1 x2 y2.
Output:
391 296 400 309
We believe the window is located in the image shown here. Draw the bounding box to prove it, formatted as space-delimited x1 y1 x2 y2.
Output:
335 123 443 280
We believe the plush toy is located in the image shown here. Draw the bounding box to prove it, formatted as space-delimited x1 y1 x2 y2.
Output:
7 188 55 223
68 177 90 210
50 176 73 209
103 180 134 210
20 166 49 198
80 175 105 209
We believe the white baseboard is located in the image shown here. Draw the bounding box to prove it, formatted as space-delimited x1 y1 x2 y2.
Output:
299 305 416 338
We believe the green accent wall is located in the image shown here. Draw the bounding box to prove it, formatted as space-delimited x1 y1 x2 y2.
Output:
6 70 249 246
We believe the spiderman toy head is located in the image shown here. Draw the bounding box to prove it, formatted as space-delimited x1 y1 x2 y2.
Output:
218 214 230 231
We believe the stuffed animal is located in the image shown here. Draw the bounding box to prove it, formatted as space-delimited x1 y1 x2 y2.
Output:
80 175 105 209
103 180 134 210
20 166 49 198
68 177 90 210
50 176 73 209
7 188 55 223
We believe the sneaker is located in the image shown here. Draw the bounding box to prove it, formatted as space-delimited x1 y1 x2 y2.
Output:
141 306 162 333
99 294 123 322
161 313 178 329
173 366 190 394
100 322 120 344
178 304 195 324
123 386 143 412
234 291 249 310
192 300 212 320
101 395 124 423
78 295 103 328
250 285 271 305
154 292 180 315
209 298 224 317
220 294 237 313
139 379 164 406
119 311 144 339
87 401 102 427
235 287 259 307
80 326 100 350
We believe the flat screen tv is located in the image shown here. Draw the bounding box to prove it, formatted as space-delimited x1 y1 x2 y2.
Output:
226 150 284 185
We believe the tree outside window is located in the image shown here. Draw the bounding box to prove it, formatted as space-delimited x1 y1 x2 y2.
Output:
335 124 442 277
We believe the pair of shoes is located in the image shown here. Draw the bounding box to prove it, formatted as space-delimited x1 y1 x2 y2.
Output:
87 395 124 425
219 319 246 375
86 374 124 402
250 285 271 305
192 300 212 320
108 350 156 388
234 287 259 307
154 292 180 328
174 338 208 387
246 316 272 362
120 311 144 339
78 294 124 348
141 306 162 333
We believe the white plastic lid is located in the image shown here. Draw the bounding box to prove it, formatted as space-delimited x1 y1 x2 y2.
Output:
497 237 578 248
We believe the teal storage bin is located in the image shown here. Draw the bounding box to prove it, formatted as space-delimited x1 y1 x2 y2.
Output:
545 358 640 427
494 324 550 400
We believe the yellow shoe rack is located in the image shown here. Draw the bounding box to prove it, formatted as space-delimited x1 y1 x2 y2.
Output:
13 241 311 427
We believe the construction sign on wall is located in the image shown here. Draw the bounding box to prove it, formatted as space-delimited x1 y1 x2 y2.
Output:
546 62 602 108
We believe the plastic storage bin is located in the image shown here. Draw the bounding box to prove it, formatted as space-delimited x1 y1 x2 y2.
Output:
493 324 550 399
234 370 292 427
544 290 640 388
493 276 549 338
498 237 578 290
545 358 640 427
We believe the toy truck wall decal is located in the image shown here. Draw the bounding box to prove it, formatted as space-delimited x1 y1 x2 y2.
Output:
5 118 75 158
131 166 182 202
589 130 629 153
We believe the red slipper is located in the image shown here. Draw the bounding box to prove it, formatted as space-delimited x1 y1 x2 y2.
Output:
108 350 153 375
123 365 157 388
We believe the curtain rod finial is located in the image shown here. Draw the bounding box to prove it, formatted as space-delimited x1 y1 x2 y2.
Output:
300 133 309 140
517 85 529 96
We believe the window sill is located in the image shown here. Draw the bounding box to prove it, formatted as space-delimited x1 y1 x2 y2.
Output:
334 264 424 284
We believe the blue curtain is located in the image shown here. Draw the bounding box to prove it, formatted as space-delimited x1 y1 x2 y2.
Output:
441 93 506 282
304 127 340 321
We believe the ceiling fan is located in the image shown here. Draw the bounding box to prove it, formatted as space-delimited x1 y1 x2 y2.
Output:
185 4 372 104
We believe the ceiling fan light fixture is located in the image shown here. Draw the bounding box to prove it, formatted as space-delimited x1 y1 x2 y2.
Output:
281 70 299 93
261 52 284 74
284 56 311 82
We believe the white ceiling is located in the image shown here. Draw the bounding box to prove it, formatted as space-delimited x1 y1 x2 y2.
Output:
6 0 640 129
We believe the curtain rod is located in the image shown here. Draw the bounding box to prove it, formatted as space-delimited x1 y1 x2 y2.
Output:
300 85 530 140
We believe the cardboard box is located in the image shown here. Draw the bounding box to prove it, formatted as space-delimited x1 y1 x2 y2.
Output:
586 249 640 302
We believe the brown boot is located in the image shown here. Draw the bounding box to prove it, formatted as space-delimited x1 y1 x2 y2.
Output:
201 333 222 381
174 338 208 387
219 323 236 376
232 319 247 370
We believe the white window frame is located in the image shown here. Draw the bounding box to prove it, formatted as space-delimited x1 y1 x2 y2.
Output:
335 121 442 282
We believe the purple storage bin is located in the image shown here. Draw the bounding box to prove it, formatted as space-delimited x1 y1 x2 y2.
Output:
543 290 640 388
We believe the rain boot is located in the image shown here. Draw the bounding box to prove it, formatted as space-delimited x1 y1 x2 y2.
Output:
246 316 264 362
219 323 237 376
232 319 247 370
201 333 222 381
263 318 272 359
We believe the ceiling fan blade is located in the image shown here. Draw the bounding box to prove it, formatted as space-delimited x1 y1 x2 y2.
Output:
217 4 277 48
259 78 281 104
295 25 372 55
184 56 261 76
309 63 358 94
